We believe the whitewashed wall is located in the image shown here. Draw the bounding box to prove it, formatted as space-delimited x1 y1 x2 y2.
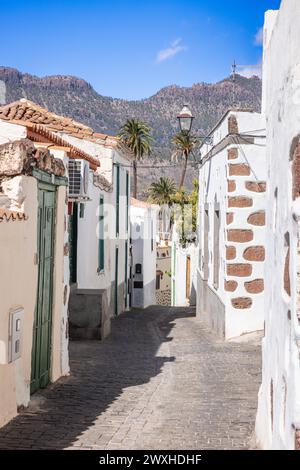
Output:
256 2 300 450
50 149 70 379
0 176 38 427
197 111 266 339
77 177 110 291
110 151 131 314
60 132 131 317
0 120 26 144
171 223 198 307
156 242 172 306
130 204 157 308
59 132 114 185
0 168 69 427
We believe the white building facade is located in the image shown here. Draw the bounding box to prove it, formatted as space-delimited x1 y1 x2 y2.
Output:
156 240 172 306
53 115 132 336
171 223 198 307
65 137 131 339
255 1 300 450
130 198 157 309
0 100 132 341
197 110 267 339
0 119 76 427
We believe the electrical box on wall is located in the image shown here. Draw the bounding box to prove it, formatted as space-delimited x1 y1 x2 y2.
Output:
8 307 24 363
135 263 142 274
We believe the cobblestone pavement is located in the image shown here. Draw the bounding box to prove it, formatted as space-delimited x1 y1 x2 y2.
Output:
0 306 261 450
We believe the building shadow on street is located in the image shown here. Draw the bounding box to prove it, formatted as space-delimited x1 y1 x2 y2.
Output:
0 305 195 450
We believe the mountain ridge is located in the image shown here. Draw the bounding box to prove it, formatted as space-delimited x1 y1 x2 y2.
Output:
0 66 262 196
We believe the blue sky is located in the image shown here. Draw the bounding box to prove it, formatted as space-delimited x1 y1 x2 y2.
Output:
0 0 281 100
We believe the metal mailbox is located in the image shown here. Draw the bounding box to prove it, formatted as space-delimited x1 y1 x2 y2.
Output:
9 307 24 363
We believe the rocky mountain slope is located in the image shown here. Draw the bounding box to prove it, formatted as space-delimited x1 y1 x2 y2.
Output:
0 67 262 195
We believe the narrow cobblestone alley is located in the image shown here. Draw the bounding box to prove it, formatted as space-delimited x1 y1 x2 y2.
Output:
0 307 261 450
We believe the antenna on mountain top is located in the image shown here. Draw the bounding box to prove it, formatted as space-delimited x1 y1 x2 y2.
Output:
231 60 237 107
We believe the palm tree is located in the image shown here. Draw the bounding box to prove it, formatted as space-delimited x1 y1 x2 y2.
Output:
118 119 153 198
172 131 199 189
148 176 177 206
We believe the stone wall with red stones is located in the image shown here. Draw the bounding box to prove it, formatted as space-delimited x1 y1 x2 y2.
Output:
197 110 266 340
225 142 266 320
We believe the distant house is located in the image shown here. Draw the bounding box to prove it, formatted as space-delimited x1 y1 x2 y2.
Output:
196 109 267 339
0 118 97 426
0 99 132 340
171 222 198 307
156 239 172 306
130 198 158 309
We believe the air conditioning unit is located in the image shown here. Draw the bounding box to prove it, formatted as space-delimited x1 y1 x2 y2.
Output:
68 159 90 200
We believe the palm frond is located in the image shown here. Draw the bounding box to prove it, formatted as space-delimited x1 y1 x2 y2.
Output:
118 119 153 161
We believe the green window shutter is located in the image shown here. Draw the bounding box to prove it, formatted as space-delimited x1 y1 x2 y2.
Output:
79 203 85 218
116 165 120 236
125 240 128 307
126 171 129 232
151 219 154 252
98 196 104 272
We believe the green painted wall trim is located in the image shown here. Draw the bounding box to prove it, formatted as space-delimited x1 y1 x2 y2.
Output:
98 196 105 272
126 171 129 232
32 168 68 186
116 165 120 236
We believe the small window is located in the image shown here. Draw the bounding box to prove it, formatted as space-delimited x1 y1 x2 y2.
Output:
156 274 161 290
134 281 143 289
136 263 142 274
79 203 85 218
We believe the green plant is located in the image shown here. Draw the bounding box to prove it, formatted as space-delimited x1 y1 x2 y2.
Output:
118 119 153 198
172 180 199 247
171 131 199 189
148 176 177 205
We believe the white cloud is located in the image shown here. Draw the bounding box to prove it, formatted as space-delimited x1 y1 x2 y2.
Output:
238 62 262 79
254 27 264 46
156 38 187 63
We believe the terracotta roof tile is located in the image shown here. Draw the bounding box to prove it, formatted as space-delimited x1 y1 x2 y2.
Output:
0 99 115 141
131 198 157 209
0 99 91 134
23 121 100 170
0 207 27 222
0 99 133 159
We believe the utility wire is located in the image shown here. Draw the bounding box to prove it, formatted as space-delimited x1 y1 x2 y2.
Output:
239 129 266 134
238 135 266 147
232 135 265 185
112 162 196 169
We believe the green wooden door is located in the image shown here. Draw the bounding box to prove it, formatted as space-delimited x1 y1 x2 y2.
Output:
115 247 119 316
31 183 56 394
115 165 120 237
125 241 128 308
69 202 78 284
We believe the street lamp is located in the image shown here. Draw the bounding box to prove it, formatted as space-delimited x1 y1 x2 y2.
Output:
177 105 194 133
